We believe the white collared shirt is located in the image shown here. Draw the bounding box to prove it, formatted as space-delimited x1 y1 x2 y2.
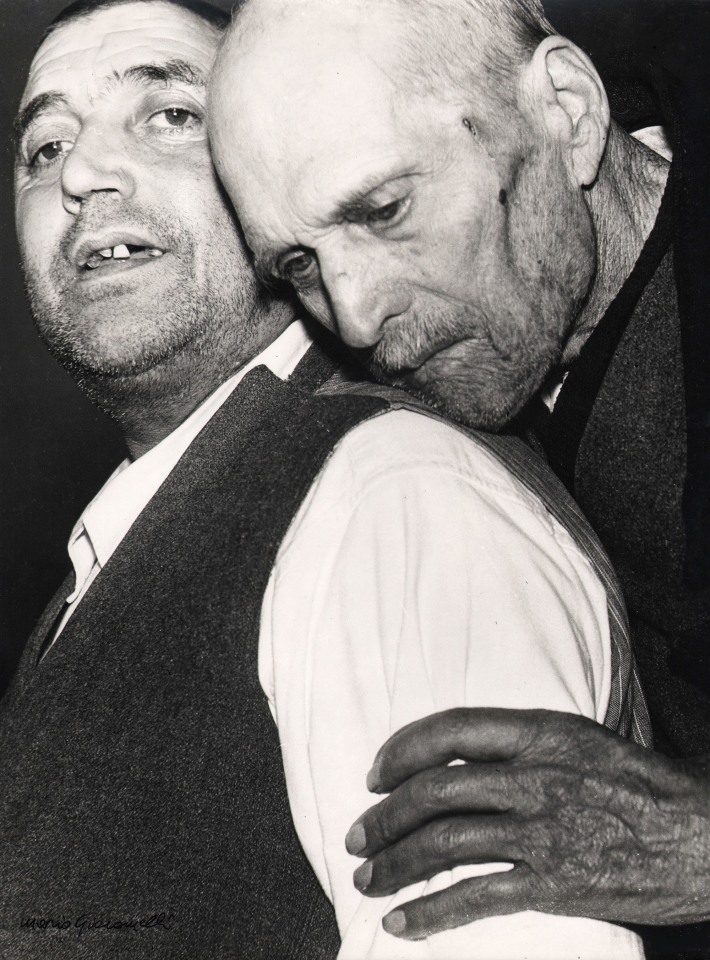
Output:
54 320 642 958
260 411 643 960
51 319 312 649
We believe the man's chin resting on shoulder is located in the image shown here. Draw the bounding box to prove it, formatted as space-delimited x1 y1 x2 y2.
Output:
209 0 710 954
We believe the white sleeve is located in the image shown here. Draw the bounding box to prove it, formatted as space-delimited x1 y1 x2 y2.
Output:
259 410 643 960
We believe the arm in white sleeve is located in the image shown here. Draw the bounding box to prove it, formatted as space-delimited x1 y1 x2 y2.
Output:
259 409 643 960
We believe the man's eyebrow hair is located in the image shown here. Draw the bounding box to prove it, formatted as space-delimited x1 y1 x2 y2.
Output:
13 58 205 150
14 91 70 146
122 58 207 89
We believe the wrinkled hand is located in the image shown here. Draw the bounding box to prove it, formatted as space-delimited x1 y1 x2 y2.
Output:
345 708 710 939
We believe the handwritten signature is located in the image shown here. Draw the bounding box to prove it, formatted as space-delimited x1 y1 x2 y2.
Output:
21 913 174 936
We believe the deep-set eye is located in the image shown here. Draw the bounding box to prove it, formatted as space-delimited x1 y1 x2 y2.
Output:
31 139 73 167
282 252 316 283
366 197 408 225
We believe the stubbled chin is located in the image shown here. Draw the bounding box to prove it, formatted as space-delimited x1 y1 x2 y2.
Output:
398 360 534 433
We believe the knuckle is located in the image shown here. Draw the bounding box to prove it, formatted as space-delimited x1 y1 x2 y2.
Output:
431 818 464 857
368 851 390 887
506 769 545 814
376 795 401 844
450 879 480 922
423 767 459 809
359 800 395 852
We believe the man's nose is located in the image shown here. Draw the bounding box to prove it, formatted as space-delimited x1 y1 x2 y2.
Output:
318 244 408 349
61 122 136 215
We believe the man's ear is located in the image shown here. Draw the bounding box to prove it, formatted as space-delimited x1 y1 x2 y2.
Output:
520 36 610 187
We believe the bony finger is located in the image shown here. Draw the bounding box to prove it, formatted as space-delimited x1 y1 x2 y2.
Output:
357 814 521 896
372 707 546 793
348 774 434 857
381 868 531 940
348 769 449 856
348 763 521 858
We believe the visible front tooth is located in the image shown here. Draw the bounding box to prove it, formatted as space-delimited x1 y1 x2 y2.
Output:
113 244 130 259
147 249 164 258
98 248 113 259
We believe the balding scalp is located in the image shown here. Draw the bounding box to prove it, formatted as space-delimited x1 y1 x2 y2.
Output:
224 0 555 111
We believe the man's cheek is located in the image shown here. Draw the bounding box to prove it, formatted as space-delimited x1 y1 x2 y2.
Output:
18 214 52 268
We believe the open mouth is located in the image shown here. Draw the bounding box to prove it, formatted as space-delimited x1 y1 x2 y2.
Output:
83 244 165 271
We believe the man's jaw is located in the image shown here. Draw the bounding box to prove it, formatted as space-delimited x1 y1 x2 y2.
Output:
361 334 548 432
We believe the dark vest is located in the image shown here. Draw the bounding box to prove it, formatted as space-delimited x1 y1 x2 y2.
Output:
0 347 384 960
540 187 710 761
538 189 710 960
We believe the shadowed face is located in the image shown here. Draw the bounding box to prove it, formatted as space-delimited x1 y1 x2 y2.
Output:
15 1 279 396
211 3 595 429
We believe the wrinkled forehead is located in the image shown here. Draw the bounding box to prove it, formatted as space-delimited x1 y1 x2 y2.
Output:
22 1 221 107
211 7 419 229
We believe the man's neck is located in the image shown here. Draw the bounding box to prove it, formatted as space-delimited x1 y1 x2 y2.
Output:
82 309 298 460
562 123 670 365
117 363 236 461
93 349 253 461
122 385 222 461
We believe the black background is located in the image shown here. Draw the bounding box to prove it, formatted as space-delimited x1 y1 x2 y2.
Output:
0 0 706 696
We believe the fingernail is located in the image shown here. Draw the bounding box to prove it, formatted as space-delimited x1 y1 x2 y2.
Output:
366 758 382 792
353 860 373 892
382 909 406 936
345 820 366 855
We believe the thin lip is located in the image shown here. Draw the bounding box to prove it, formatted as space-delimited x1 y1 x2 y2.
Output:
71 229 166 269
370 336 470 380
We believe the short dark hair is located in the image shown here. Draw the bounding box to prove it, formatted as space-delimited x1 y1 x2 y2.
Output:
45 0 230 41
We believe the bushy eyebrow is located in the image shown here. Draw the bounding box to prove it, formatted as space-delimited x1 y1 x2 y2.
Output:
14 92 70 146
14 58 206 150
122 58 206 89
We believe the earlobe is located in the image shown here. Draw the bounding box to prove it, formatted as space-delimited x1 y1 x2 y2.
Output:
522 36 610 187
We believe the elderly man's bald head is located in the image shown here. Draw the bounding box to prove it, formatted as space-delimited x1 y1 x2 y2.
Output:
209 0 558 248
210 0 613 429
226 0 553 109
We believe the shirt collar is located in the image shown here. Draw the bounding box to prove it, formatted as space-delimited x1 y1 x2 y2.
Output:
66 319 314 579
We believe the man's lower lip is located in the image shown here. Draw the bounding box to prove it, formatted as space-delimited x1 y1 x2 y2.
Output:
390 339 471 385
386 350 448 386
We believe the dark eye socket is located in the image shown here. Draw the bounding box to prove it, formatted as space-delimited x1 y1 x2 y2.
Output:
366 199 403 224
283 252 315 282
